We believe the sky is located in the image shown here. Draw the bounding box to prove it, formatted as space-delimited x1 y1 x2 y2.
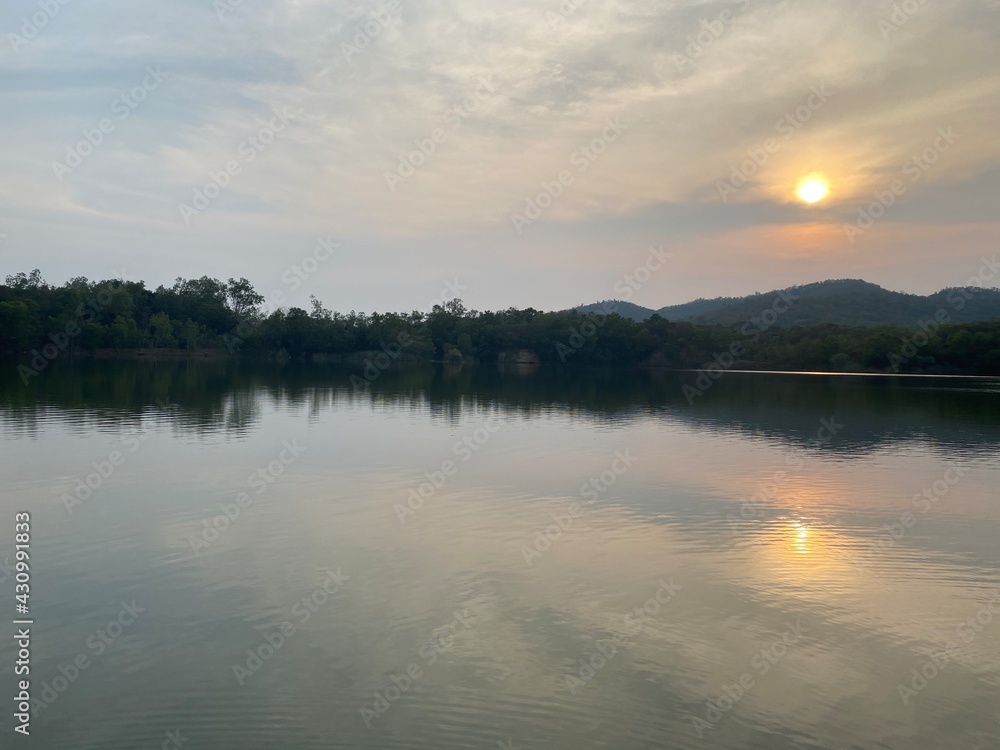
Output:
1 0 999 313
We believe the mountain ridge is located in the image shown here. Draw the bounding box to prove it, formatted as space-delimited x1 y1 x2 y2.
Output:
572 279 1000 328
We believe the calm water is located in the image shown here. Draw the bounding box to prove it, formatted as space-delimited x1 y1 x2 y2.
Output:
1 361 999 749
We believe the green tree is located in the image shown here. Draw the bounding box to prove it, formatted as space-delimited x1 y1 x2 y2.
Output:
0 301 33 352
149 312 176 348
4 269 45 290
310 295 332 321
178 319 203 350
80 323 108 350
829 352 852 371
111 316 143 350
226 277 265 318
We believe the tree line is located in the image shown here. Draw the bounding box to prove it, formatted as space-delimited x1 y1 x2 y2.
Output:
2 270 999 376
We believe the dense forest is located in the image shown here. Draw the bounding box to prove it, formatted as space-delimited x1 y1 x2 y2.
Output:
2 270 1000 376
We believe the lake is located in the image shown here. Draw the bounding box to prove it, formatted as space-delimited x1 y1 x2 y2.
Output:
1 360 999 749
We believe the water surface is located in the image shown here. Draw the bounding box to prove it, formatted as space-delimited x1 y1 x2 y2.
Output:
1 361 998 749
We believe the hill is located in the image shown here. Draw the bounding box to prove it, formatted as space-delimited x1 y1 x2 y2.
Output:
572 300 656 322
574 279 1000 328
655 296 738 321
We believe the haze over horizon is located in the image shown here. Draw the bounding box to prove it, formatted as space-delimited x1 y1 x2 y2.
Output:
3 0 999 313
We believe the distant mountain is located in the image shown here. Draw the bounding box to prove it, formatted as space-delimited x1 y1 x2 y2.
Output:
655 296 737 321
573 300 656 322
573 279 1000 328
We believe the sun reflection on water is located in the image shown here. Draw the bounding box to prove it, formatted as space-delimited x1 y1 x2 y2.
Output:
793 520 811 554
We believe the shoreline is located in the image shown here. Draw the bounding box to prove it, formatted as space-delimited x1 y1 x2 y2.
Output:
4 350 995 379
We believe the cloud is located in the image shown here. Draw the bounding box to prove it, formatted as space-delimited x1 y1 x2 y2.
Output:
0 0 998 310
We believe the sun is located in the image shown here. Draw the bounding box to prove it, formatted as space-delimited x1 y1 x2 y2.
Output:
796 177 829 204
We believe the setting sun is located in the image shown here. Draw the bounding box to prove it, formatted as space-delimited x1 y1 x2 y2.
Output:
796 177 829 204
